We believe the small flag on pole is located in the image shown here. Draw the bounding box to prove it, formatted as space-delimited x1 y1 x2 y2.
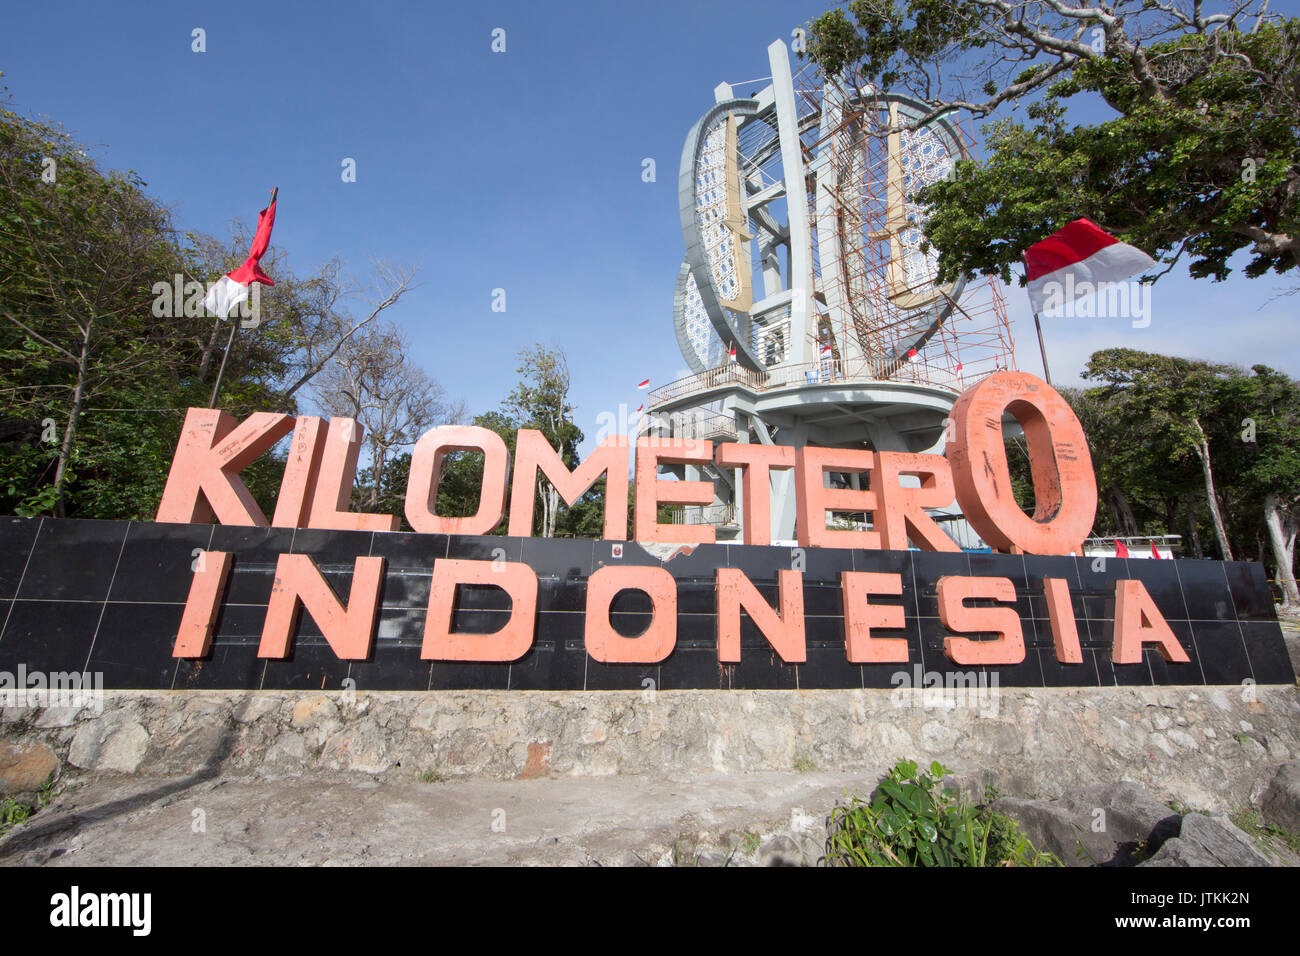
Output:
728 346 736 362
637 378 650 389
1025 218 1155 314
906 347 917 359
1151 541 1163 559
820 343 832 356
1114 539 1131 558
203 189 278 319
636 403 644 413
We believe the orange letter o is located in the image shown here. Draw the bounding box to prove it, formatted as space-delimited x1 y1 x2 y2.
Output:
946 371 1096 555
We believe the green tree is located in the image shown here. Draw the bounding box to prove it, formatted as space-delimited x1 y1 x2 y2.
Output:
1209 365 1300 604
433 410 518 533
0 103 193 515
503 343 586 538
805 3 1298 287
1083 348 1238 560
0 84 421 522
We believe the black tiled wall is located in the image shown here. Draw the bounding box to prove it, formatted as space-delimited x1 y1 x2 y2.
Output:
0 516 1292 691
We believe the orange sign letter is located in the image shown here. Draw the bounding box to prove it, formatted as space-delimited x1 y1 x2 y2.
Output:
405 426 511 535
841 571 909 663
258 554 386 660
715 443 795 546
716 568 806 663
946 371 1096 555
937 575 1025 666
422 559 538 662
156 408 295 526
509 431 629 540
584 565 677 663
1111 579 1189 664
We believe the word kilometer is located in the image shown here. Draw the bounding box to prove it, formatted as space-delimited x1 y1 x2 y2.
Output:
159 371 1190 670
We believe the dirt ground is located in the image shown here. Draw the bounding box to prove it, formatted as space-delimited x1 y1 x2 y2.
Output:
0 769 869 866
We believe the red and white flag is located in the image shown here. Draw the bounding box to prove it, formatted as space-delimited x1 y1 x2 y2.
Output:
1114 539 1131 558
203 189 278 319
636 378 650 389
1151 541 1163 559
727 346 736 362
1025 218 1155 314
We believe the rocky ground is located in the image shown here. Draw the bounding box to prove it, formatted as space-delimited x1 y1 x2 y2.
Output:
1 766 1296 867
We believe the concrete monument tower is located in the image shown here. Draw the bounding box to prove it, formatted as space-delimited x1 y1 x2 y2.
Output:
647 39 1016 547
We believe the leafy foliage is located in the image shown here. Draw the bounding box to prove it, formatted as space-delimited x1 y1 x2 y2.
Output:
823 758 1060 867
805 4 1299 287
0 86 422 521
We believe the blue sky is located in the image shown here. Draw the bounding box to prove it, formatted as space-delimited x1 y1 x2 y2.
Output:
3 0 1297 455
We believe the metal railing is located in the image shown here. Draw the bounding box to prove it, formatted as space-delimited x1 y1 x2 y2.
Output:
648 363 769 406
649 355 970 408
1083 535 1182 559
664 502 738 526
641 407 737 442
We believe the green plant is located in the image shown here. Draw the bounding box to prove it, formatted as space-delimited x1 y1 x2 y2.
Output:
418 769 446 784
740 831 761 856
1231 808 1300 856
823 759 1061 867
793 754 816 773
0 797 32 835
36 774 55 809
1074 839 1097 865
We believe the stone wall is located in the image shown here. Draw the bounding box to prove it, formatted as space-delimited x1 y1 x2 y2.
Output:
3 685 1297 813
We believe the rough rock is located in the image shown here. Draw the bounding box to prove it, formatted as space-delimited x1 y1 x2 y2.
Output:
1 686 1296 815
994 781 1180 866
232 696 281 725
142 723 231 776
1140 812 1273 867
290 695 338 729
33 706 83 729
0 741 57 793
68 715 149 774
1259 761 1300 834
320 718 389 775
757 834 802 867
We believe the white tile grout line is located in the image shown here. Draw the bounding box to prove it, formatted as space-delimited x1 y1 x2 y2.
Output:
1169 559 1208 685
1219 561 1257 685
0 517 43 645
345 531 380 688
1017 551 1047 686
81 521 132 673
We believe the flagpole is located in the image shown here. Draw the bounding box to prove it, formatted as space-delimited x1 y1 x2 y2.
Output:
1032 310 1052 385
208 315 240 408
207 187 277 409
